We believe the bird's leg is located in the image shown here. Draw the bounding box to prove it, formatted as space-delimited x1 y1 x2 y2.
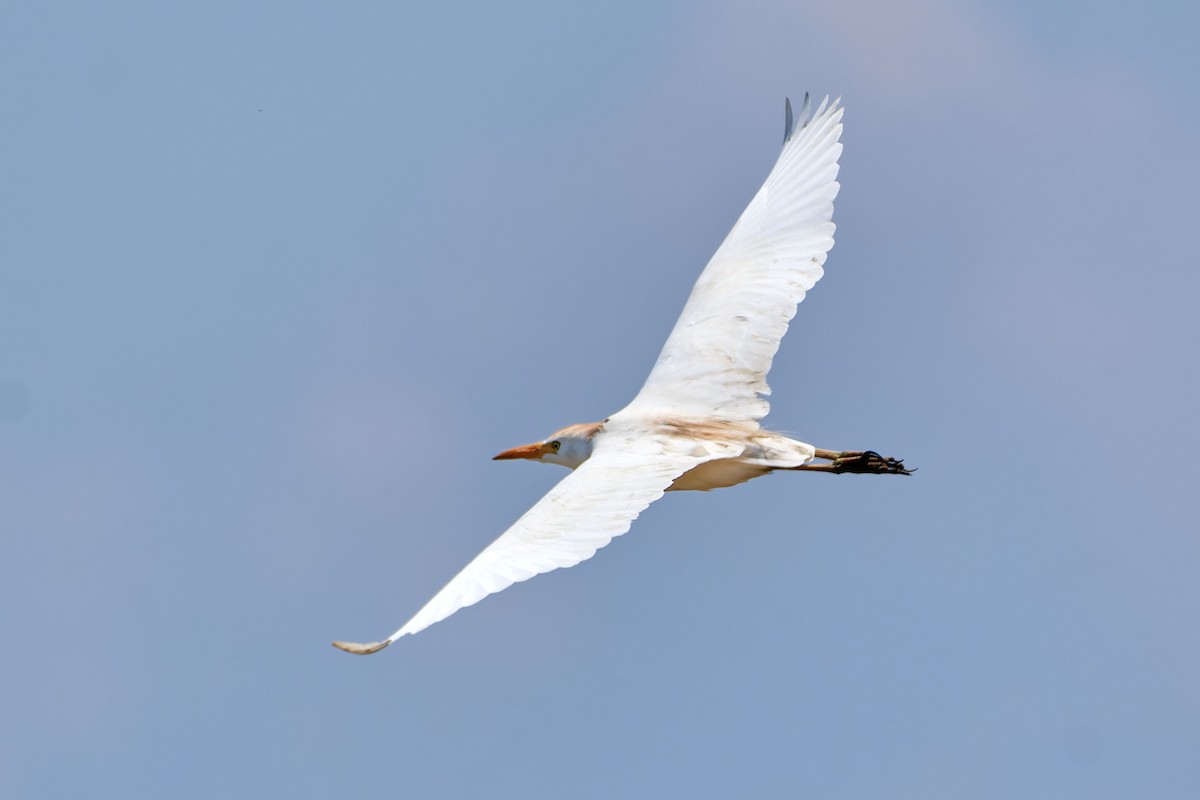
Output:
793 449 913 475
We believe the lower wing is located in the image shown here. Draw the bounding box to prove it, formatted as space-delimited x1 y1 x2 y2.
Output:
333 436 718 653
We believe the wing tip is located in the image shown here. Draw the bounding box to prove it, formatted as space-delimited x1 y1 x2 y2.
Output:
785 92 846 143
332 639 392 655
783 93 810 142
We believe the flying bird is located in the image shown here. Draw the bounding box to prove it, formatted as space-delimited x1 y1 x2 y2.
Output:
334 95 910 655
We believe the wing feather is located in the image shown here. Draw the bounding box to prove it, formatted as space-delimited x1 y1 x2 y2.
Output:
617 96 844 423
335 439 710 651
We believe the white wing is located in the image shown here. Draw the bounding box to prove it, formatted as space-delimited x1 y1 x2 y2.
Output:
332 434 720 653
618 95 844 423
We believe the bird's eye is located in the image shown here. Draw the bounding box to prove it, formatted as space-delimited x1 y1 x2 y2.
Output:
550 440 561 451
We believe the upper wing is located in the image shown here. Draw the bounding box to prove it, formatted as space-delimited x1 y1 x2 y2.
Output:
332 435 718 653
617 95 844 423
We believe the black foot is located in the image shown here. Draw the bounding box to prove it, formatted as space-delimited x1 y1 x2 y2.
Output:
829 450 913 475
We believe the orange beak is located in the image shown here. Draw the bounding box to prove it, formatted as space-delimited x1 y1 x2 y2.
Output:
493 441 552 461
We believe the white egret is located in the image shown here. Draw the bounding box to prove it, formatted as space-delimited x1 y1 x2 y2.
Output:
334 95 909 655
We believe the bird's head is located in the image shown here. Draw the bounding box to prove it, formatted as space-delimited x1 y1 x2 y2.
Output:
493 421 604 470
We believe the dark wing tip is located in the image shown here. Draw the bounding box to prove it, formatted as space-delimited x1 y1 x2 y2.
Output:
783 92 813 143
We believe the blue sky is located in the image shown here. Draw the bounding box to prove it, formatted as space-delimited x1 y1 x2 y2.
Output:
3 1 1198 797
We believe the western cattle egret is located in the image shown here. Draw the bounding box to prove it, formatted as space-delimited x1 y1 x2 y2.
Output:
333 95 910 655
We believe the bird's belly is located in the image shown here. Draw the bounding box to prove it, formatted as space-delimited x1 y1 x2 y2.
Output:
668 459 773 492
